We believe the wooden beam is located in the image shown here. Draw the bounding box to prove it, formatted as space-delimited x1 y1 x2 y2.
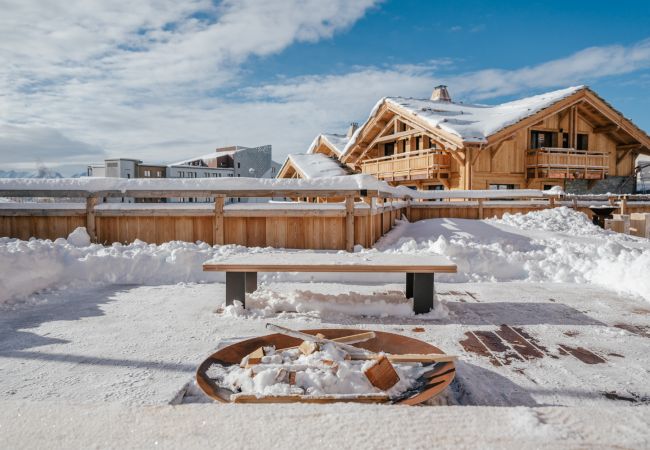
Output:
213 195 225 245
345 195 355 252
371 129 421 146
617 143 642 151
85 196 98 242
593 124 619 134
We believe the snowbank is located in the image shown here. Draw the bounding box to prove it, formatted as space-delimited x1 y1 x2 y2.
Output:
1 208 648 309
376 207 650 302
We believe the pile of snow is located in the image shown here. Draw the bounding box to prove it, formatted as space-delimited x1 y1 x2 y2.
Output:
377 207 650 302
220 288 448 319
1 208 648 309
66 227 91 247
493 206 604 236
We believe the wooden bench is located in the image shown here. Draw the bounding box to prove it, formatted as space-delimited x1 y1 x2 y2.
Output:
202 252 457 314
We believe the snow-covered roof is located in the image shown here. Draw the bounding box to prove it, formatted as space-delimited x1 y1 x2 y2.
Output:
287 153 349 179
386 86 584 143
341 86 586 157
307 133 350 156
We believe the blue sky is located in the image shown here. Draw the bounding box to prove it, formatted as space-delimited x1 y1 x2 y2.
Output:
0 0 649 174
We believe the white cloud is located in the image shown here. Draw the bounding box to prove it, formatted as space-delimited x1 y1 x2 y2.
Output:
0 1 649 174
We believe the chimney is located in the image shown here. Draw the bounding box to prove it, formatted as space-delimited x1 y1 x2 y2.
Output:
346 122 359 138
431 85 452 102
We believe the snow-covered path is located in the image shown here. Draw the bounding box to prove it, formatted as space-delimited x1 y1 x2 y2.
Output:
1 281 648 408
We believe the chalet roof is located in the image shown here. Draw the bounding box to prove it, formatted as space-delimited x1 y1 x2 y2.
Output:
307 133 350 156
371 86 584 149
284 153 349 179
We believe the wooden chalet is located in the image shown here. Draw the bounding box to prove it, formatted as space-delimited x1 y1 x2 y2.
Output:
282 86 650 192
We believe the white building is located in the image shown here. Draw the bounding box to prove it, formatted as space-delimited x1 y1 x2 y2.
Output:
87 145 279 203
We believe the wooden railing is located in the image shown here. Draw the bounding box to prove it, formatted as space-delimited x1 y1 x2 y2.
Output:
360 148 451 182
527 147 609 180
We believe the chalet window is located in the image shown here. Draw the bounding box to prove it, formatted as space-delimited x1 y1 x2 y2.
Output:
562 133 569 149
489 184 516 190
384 142 395 157
427 185 444 190
415 136 421 151
530 131 556 149
576 134 588 150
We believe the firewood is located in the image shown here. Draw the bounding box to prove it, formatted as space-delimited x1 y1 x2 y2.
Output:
241 347 265 368
363 355 400 391
299 340 319 355
266 324 373 358
275 331 376 352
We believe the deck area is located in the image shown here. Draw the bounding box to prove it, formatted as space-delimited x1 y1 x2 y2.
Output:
360 149 451 182
527 147 609 180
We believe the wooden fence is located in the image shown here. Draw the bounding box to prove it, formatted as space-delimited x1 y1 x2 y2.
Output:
0 183 408 251
2 182 650 249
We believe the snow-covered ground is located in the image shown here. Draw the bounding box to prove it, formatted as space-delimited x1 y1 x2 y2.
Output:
1 207 649 448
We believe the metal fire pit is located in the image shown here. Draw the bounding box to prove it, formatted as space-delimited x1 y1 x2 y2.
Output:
589 206 616 227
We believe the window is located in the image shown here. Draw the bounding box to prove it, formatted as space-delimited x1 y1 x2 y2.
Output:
144 170 151 177
489 184 516 190
237 162 241 168
530 131 557 149
427 185 444 190
384 142 395 157
415 136 421 151
156 171 161 177
562 133 569 149
576 134 588 150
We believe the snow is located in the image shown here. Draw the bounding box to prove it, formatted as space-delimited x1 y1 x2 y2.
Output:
307 133 350 156
386 86 583 143
0 174 395 194
376 207 650 302
286 153 349 178
66 227 91 247
1 207 650 447
206 342 426 398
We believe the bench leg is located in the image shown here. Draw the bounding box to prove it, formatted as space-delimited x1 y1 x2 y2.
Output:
413 273 434 314
225 272 246 307
245 272 257 294
406 273 414 299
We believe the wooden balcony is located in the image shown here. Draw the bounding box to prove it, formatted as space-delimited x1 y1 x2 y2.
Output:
361 149 451 182
527 148 609 180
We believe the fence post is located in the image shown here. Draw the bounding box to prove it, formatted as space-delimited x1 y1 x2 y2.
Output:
214 195 225 246
621 195 628 215
478 198 484 219
345 195 355 252
86 196 98 242
549 196 556 208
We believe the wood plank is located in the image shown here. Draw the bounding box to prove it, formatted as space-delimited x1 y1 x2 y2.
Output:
203 252 456 273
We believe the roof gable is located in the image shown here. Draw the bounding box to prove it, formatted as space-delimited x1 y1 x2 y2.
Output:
278 153 349 179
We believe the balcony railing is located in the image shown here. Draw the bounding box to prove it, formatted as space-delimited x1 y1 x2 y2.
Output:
361 148 451 182
527 147 609 180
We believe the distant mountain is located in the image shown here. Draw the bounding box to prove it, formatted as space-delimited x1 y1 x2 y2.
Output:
0 168 64 178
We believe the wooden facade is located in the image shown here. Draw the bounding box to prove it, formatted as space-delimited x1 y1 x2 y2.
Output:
286 87 650 192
